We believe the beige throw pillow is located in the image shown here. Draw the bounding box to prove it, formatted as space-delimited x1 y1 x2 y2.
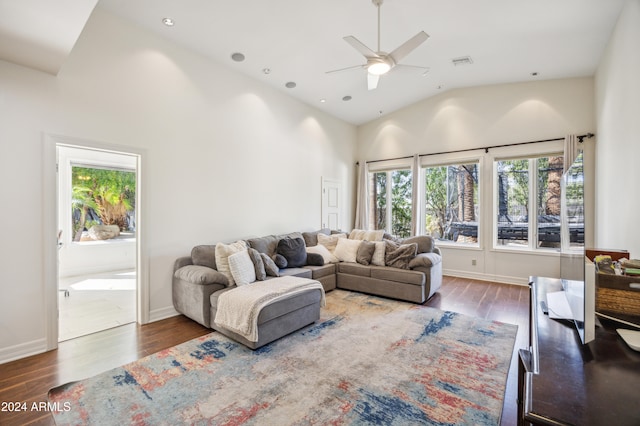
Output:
371 241 386 266
215 240 248 286
317 233 347 253
334 238 362 263
306 244 339 264
348 229 385 241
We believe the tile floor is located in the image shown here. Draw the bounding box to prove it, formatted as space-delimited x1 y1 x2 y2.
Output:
58 270 136 341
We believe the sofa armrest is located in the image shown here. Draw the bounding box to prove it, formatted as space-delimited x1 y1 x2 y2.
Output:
408 252 442 269
174 256 194 273
433 246 441 256
174 265 229 286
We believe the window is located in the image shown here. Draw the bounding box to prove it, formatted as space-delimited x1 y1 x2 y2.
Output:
369 169 412 238
423 162 479 245
495 154 564 249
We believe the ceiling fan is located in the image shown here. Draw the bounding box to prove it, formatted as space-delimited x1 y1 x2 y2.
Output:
327 0 430 90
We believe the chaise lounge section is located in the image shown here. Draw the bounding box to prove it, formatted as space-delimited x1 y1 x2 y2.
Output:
172 229 442 349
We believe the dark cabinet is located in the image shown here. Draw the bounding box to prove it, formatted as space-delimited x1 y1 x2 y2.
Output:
518 277 640 425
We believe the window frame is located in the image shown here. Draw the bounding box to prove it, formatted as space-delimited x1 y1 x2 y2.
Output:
492 152 565 252
367 158 413 238
419 156 482 247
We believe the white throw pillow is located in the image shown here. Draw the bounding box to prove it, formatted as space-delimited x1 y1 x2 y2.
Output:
306 244 339 264
371 241 386 266
317 233 346 253
333 238 362 263
228 249 256 286
215 240 248 286
348 229 385 241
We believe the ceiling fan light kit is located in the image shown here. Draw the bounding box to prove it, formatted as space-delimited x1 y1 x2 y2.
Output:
327 0 430 90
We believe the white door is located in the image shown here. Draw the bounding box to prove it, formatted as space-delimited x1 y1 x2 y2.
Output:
321 178 342 231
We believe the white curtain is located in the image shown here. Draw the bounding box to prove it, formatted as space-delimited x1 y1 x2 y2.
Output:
354 160 369 230
411 154 421 236
563 134 581 172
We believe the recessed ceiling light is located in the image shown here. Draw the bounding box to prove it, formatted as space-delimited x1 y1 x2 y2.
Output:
162 17 174 27
531 72 539 76
262 68 271 75
231 52 245 62
285 81 296 89
342 96 352 101
320 99 326 103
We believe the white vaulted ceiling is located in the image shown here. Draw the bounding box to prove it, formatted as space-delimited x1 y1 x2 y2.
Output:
0 0 626 124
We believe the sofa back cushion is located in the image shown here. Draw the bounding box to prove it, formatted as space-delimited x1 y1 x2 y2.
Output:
247 235 279 257
191 245 217 270
401 235 435 254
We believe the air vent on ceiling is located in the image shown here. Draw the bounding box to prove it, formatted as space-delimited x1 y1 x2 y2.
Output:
452 56 473 66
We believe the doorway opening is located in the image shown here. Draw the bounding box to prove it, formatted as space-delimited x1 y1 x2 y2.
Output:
56 145 139 341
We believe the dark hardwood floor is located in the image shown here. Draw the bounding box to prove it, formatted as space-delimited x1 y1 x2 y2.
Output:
0 276 529 426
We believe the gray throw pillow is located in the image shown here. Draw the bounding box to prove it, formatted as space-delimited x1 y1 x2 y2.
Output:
273 253 288 269
248 248 267 281
260 253 280 277
384 240 418 270
306 252 325 266
356 240 376 265
277 237 307 268
302 228 331 247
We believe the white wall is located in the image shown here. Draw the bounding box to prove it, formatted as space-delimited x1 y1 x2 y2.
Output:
357 78 596 284
0 7 356 363
595 0 640 258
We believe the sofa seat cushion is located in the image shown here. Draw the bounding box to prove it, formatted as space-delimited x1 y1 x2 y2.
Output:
337 262 371 278
370 266 425 286
278 267 313 279
174 265 229 286
303 264 336 279
408 252 442 269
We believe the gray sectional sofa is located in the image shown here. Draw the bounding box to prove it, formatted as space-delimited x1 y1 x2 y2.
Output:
172 229 442 349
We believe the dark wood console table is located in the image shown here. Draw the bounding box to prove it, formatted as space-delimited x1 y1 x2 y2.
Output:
518 276 640 425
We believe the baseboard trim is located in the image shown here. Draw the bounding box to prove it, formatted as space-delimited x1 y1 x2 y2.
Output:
149 306 180 323
443 269 530 286
0 338 47 365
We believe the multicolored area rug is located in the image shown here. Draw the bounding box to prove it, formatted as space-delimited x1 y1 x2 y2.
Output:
48 290 517 425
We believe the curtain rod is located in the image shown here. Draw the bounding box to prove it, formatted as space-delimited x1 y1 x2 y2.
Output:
359 133 594 165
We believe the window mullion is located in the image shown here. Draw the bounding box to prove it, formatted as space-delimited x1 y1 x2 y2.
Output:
386 171 393 233
529 158 538 250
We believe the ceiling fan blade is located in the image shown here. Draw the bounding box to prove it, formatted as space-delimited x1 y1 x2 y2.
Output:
367 73 380 90
395 64 431 76
389 31 429 64
325 64 366 74
344 36 379 59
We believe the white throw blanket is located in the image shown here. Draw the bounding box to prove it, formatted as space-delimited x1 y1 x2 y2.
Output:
213 276 326 342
